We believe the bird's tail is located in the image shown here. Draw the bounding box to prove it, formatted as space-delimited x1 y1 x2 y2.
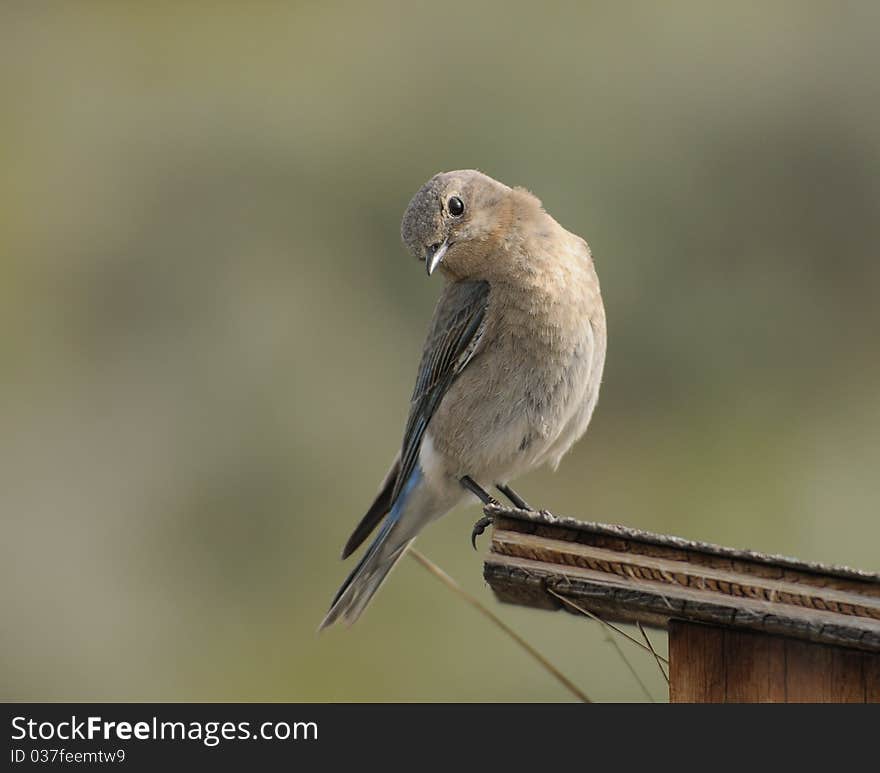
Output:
319 469 423 630
319 529 411 630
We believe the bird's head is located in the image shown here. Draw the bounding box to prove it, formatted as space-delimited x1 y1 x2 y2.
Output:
400 170 539 279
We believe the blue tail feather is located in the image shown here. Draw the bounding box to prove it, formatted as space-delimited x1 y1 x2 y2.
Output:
321 467 423 628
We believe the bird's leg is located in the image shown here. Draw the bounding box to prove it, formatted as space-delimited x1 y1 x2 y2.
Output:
459 476 499 549
460 475 499 506
496 483 533 511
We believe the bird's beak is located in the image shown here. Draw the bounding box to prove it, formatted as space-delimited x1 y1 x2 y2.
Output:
425 239 449 276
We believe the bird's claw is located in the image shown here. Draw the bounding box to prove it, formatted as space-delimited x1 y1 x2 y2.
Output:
471 514 495 550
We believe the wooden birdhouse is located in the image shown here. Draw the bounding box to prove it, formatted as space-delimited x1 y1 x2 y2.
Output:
483 507 880 702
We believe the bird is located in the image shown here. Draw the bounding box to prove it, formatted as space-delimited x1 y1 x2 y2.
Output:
320 169 606 629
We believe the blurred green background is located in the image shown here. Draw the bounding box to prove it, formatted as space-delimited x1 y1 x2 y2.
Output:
2 2 879 702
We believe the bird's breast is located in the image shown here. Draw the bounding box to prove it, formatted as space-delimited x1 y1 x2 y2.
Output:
427 272 603 481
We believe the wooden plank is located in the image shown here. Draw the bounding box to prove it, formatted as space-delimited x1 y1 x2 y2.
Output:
865 655 880 702
487 549 880 642
493 530 879 611
669 621 880 702
484 506 880 586
783 637 867 702
724 627 787 702
668 620 725 702
483 508 880 653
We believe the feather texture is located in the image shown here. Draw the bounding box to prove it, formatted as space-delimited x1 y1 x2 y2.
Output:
338 280 488 559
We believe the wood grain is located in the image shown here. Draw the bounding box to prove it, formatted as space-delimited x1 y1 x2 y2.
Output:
668 621 725 702
723 625 787 702
483 508 880 653
865 655 880 703
669 621 880 702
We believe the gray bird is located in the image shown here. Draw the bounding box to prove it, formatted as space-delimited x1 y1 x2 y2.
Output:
321 170 606 629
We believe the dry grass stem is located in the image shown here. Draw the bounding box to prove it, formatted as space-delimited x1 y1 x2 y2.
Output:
408 548 591 703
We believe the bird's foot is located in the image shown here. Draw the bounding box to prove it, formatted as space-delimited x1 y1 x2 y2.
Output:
471 514 495 550
459 476 502 549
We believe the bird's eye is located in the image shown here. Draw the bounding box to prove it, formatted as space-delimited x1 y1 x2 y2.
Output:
447 196 464 217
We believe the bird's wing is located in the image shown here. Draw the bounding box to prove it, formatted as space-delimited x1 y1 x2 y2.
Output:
341 454 399 559
341 280 490 557
392 279 490 503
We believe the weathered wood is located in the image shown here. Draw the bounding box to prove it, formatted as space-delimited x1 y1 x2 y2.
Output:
667 621 726 702
482 506 880 653
723 622 788 702
670 621 879 702
866 655 880 702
